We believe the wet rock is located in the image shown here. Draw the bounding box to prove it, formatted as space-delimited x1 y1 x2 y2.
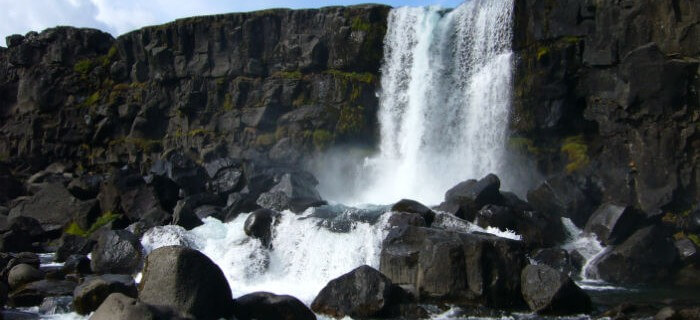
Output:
526 176 599 228
521 264 591 315
380 225 526 308
61 254 91 275
532 248 578 277
437 174 502 220
256 172 325 213
595 226 679 284
90 230 142 274
73 274 137 315
391 199 435 227
54 234 95 262
234 291 316 320
674 238 699 263
387 212 426 228
244 208 280 247
8 279 76 307
8 264 45 290
311 265 409 319
139 246 233 319
172 193 223 229
584 203 644 245
38 295 73 315
475 204 567 247
90 293 163 320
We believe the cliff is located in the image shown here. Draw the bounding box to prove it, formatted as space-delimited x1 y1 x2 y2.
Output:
0 5 389 173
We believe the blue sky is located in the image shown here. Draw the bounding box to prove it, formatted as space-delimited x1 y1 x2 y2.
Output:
0 0 463 46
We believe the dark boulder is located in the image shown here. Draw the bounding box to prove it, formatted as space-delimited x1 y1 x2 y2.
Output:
475 205 567 247
234 291 316 320
73 274 137 315
8 264 45 289
61 254 91 275
54 234 95 262
8 279 76 307
172 193 223 229
387 212 426 228
90 230 143 274
532 248 579 277
164 153 207 196
90 292 172 320
9 183 96 231
0 164 24 204
595 226 679 284
67 174 103 200
437 174 502 220
207 166 243 196
526 176 600 228
256 172 325 213
244 208 280 247
675 238 699 263
311 265 409 319
583 203 644 245
391 199 435 227
118 184 163 222
380 225 526 308
521 264 592 315
138 246 233 319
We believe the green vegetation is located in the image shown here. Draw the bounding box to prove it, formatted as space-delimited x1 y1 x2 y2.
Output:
65 211 121 237
255 133 276 147
689 234 700 247
222 93 234 111
336 105 365 135
312 129 333 150
74 59 95 75
351 17 371 32
325 69 375 84
275 70 304 80
561 135 590 173
187 128 213 137
82 91 102 107
536 47 550 61
109 137 162 153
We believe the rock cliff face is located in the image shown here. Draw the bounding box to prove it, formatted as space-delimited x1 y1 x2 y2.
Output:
511 0 699 215
0 5 389 174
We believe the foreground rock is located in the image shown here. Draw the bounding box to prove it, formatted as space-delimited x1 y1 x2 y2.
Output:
73 274 137 315
8 264 45 289
437 174 502 220
380 225 526 308
595 225 679 284
584 203 644 245
244 208 280 247
8 280 76 307
311 265 411 319
234 292 316 320
256 172 326 213
9 183 99 231
90 230 143 274
391 199 435 227
521 265 591 315
475 204 567 247
139 246 233 319
91 292 183 320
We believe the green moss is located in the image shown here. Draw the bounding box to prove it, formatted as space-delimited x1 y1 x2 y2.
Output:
65 211 121 237
336 105 365 135
325 69 375 84
351 17 371 32
255 133 276 147
222 93 234 111
83 91 102 107
292 93 308 108
536 47 550 61
109 137 162 153
74 59 95 75
561 135 590 173
274 70 303 80
508 137 541 155
107 46 118 60
688 234 700 247
187 128 213 137
312 129 333 150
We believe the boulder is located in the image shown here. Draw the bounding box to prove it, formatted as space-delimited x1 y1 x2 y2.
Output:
73 274 137 315
675 238 699 263
244 208 280 247
391 199 435 227
256 172 325 213
90 293 164 320
475 205 567 247
8 279 76 307
380 225 526 308
54 234 95 262
8 264 45 289
583 203 644 245
67 174 103 200
437 174 502 220
387 212 426 228
9 183 95 230
39 295 73 315
0 164 24 204
311 265 409 318
138 246 233 319
526 176 599 228
595 226 679 284
61 254 92 275
172 193 223 230
532 248 579 277
521 264 592 315
90 230 143 274
234 291 316 320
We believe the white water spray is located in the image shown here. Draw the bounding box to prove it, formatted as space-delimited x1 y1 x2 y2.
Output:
322 1 515 205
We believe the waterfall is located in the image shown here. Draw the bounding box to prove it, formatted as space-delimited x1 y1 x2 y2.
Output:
318 0 516 205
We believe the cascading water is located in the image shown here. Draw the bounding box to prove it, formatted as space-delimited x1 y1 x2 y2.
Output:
321 0 515 205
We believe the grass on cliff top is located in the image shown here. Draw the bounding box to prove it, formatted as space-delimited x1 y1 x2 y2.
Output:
65 211 121 237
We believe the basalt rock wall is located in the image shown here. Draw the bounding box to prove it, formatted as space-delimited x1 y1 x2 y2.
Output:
0 5 389 175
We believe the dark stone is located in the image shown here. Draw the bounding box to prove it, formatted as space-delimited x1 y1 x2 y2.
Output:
55 234 95 262
244 208 280 247
475 205 568 247
172 193 223 230
521 264 592 315
532 248 578 277
526 176 600 229
584 203 644 245
8 264 45 290
67 175 103 200
391 199 435 227
9 183 95 230
73 274 137 315
311 265 409 318
256 172 326 213
234 291 316 320
595 226 679 284
90 230 143 274
193 205 223 220
380 225 526 308
38 295 73 315
139 246 233 319
387 212 426 228
61 254 92 275
8 279 76 307
90 293 165 320
437 174 502 220
208 167 243 196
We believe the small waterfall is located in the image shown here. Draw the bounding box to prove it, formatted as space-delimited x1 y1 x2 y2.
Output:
343 0 515 205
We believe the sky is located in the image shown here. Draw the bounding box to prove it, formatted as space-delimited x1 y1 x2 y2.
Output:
0 0 463 46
